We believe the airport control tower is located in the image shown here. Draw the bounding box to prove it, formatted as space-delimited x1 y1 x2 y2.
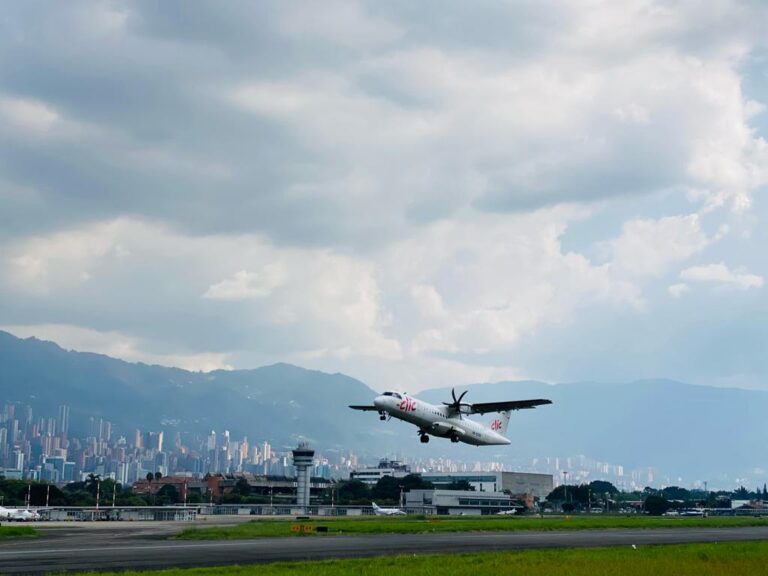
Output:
292 442 314 512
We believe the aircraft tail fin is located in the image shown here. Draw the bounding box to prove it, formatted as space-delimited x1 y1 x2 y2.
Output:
487 410 511 436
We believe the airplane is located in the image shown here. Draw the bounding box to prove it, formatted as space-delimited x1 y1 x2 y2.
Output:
0 506 41 521
350 388 552 446
372 502 406 516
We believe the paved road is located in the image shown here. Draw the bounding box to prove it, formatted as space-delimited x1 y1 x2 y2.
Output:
2 525 767 574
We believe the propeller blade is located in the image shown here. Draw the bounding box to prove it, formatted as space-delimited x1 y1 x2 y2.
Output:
451 388 457 403
457 390 468 403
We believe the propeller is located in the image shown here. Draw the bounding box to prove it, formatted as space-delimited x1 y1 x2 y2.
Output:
443 388 471 419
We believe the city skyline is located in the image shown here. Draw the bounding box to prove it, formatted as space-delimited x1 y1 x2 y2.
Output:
0 394 755 493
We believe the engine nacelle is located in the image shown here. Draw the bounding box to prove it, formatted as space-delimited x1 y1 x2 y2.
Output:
430 422 465 437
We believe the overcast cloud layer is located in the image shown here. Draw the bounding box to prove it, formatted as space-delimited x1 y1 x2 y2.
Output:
1 1 766 392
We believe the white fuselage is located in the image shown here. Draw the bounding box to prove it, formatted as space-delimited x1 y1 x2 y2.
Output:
373 392 511 446
0 506 40 521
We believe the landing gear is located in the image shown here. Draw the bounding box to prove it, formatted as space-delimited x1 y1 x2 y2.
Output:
420 434 430 443
450 434 460 443
379 411 387 421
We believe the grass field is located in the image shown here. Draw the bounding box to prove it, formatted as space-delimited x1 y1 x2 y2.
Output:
177 514 768 540
76 541 768 575
0 525 37 539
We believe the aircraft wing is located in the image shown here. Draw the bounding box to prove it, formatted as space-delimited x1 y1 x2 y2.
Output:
349 405 379 411
469 398 552 414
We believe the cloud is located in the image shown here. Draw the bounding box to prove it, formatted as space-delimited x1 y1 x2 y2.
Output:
203 267 285 301
0 323 232 372
668 283 689 298
607 214 710 278
0 95 59 132
680 263 764 290
0 1 767 391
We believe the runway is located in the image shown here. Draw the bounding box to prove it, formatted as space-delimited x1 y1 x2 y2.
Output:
2 524 767 574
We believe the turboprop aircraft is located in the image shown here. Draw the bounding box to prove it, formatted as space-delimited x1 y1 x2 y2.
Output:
372 502 406 516
350 389 552 446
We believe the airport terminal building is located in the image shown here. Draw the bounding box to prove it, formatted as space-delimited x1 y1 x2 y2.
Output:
420 471 553 500
406 488 520 515
350 461 553 501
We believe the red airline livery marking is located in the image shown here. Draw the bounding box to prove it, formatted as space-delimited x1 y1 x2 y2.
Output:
490 419 502 431
398 397 417 412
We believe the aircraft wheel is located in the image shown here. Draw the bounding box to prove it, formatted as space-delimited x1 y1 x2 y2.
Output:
420 434 430 443
379 412 387 421
450 435 460 443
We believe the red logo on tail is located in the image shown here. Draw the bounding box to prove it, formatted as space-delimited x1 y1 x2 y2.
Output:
490 419 502 431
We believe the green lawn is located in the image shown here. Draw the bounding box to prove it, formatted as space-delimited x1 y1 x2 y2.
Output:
177 514 768 540
0 525 37 539
75 542 768 575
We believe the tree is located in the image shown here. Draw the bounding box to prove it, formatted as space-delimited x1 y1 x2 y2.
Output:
234 477 251 497
155 484 179 505
401 474 434 492
85 473 101 496
644 495 671 516
661 486 691 501
146 472 154 482
337 480 371 503
546 484 590 505
154 472 163 481
734 486 750 499
589 480 619 495
445 480 475 491
372 475 402 502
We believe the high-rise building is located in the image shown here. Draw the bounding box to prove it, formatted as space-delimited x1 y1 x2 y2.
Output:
12 449 24 471
58 405 70 438
99 419 112 442
146 431 163 452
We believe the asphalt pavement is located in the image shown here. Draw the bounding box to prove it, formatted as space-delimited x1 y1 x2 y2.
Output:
1 523 767 574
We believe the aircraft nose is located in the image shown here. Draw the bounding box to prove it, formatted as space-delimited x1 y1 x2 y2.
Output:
373 395 387 409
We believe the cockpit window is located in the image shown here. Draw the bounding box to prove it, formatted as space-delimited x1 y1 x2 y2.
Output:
382 391 403 399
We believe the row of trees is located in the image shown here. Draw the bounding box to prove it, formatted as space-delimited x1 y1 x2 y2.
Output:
4 474 766 512
0 476 148 507
545 480 768 515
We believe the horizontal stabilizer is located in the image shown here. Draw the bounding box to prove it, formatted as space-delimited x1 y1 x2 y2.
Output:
470 398 552 414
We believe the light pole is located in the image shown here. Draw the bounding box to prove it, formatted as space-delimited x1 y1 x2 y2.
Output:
562 471 568 507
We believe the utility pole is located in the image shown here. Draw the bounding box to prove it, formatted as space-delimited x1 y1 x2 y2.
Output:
112 482 116 508
26 484 31 508
46 484 50 508
562 471 568 507
96 479 100 514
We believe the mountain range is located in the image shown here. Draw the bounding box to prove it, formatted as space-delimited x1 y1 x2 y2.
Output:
1 330 766 486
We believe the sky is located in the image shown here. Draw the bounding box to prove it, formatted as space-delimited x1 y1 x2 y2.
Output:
0 1 766 393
